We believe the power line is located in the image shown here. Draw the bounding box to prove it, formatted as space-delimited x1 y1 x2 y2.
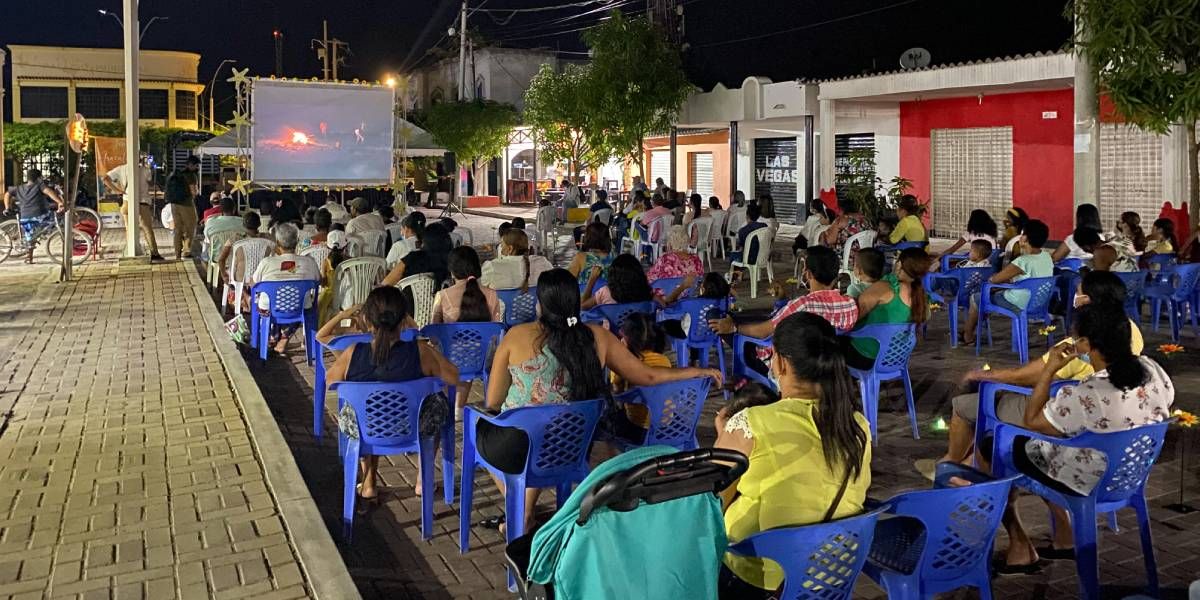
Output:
486 0 636 34
491 8 645 42
694 0 923 49
474 0 623 14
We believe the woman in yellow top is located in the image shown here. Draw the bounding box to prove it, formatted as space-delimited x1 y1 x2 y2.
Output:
316 231 351 327
1147 217 1177 255
888 194 928 245
715 312 872 598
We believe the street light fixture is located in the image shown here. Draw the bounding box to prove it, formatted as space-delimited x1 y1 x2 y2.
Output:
207 59 238 132
385 76 397 88
97 9 169 43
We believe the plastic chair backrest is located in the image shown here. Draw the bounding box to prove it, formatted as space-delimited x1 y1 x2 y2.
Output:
646 216 667 243
207 229 241 258
397 272 437 327
840 230 877 273
335 257 387 309
385 223 405 247
1115 271 1147 315
1015 276 1056 317
850 323 916 373
725 209 746 237
948 267 992 305
687 217 711 250
675 297 728 346
357 230 387 257
1089 421 1171 504
495 287 539 326
650 277 686 299
592 209 613 225
1168 263 1200 301
228 237 275 282
708 212 727 241
420 323 505 378
251 280 316 319
741 227 773 267
1056 257 1085 272
633 378 711 448
586 301 656 333
870 477 1016 583
728 509 882 600
333 378 444 446
498 400 603 480
300 244 332 268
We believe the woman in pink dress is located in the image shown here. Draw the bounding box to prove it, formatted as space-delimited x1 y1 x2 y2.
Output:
648 225 705 304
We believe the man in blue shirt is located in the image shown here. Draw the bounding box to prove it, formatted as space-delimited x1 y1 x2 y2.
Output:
731 203 767 263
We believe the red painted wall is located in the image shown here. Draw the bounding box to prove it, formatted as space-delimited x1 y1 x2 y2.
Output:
899 90 1075 238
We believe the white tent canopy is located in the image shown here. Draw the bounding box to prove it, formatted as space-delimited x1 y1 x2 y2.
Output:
195 118 446 157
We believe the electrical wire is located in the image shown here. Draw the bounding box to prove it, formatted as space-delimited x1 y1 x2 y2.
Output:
693 0 923 49
490 7 645 42
485 0 635 34
473 0 623 14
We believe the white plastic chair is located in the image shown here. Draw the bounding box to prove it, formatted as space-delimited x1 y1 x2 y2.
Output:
344 235 364 259
222 237 276 313
724 209 747 255
592 209 613 226
205 229 241 288
637 216 667 263
385 222 405 248
708 211 728 260
300 244 331 270
334 257 387 311
838 230 878 284
396 273 437 328
687 217 713 271
357 230 387 257
730 227 775 299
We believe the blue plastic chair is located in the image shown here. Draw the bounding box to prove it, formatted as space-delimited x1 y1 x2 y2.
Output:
582 301 657 334
612 377 711 450
659 297 728 386
249 280 319 363
650 276 694 302
313 333 372 441
864 475 1018 599
941 250 1003 273
1114 271 1147 322
976 277 1056 363
973 381 1077 469
926 267 992 348
1056 257 1085 272
495 286 538 327
846 323 919 443
421 322 505 408
1054 270 1082 333
731 333 775 391
1146 253 1176 284
579 277 606 295
1143 263 1200 342
332 378 448 541
993 420 1171 599
726 509 884 600
460 400 603 587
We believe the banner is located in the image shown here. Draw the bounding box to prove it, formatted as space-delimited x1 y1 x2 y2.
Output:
93 136 126 176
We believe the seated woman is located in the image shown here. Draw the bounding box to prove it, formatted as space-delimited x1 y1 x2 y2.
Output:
936 208 997 259
316 231 351 326
961 220 1053 345
1051 204 1104 262
582 253 658 310
842 247 933 370
566 222 614 287
324 287 459 501
715 313 871 598
1000 207 1030 259
477 269 722 533
1147 217 1177 256
385 211 426 267
647 225 704 303
381 222 453 288
432 246 503 411
480 229 553 292
299 208 333 251
216 211 271 287
887 194 928 245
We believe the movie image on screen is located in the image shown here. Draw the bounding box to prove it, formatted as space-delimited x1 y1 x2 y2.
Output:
252 80 395 185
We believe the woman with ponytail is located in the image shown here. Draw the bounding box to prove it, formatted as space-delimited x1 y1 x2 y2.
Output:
716 313 871 598
433 246 501 324
325 286 459 502
842 246 932 370
476 268 722 534
480 228 553 292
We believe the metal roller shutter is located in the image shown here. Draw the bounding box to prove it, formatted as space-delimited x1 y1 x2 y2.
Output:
650 151 671 187
689 152 714 197
1099 124 1163 228
930 127 1013 238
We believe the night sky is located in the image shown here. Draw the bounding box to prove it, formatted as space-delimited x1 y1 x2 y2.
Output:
2 0 1072 120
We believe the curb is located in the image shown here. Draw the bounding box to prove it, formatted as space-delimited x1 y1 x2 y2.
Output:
182 264 361 600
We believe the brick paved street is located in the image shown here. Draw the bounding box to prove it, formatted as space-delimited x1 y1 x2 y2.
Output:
0 259 354 600
230 215 1200 600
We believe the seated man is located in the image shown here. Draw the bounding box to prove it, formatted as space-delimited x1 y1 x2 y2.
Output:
345 197 385 236
247 223 320 355
710 246 857 376
202 197 242 262
728 204 768 264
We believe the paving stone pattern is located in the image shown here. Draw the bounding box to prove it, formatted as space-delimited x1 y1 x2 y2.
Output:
0 262 311 600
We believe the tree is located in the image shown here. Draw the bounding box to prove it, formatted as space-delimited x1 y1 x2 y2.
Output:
586 11 692 178
421 99 518 165
3 122 65 177
523 63 613 182
1073 0 1200 224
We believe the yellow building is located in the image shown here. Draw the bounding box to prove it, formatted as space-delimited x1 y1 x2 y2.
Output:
7 44 204 129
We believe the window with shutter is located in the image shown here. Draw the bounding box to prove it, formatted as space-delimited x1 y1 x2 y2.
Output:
650 151 671 187
931 127 1013 238
688 152 714 197
1099 124 1163 228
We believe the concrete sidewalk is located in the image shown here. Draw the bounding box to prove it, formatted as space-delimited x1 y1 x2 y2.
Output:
0 260 356 600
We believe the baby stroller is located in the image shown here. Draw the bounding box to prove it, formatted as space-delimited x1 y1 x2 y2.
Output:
505 446 748 600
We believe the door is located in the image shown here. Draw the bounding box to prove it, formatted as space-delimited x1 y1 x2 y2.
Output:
931 127 1013 238
688 152 714 197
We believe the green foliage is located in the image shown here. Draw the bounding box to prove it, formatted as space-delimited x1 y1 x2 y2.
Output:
586 11 692 175
3 122 65 175
835 147 914 224
421 99 518 164
523 63 613 179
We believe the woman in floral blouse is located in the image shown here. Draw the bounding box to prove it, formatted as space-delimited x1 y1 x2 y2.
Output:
821 196 873 257
647 225 704 303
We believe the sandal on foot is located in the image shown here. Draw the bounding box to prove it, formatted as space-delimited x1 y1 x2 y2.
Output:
992 558 1043 577
476 515 505 530
1035 546 1075 561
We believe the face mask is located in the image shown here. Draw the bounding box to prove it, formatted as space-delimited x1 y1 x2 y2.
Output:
768 370 781 390
1079 353 1091 364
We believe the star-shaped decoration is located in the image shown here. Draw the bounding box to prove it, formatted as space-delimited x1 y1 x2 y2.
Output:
227 67 250 86
229 176 251 196
227 112 250 127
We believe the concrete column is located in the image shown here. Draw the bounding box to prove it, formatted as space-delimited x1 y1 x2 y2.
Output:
123 0 141 257
819 99 836 195
728 121 738 204
669 126 678 189
0 49 6 193
1073 21 1100 209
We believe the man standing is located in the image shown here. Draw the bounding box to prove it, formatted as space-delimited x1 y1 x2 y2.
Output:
3 169 64 263
166 156 200 260
103 158 163 262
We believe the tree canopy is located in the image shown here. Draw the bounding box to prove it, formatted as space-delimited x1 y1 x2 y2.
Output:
523 63 613 181
421 99 518 165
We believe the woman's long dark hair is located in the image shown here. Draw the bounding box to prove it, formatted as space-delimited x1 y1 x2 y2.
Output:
620 313 667 358
419 222 453 263
689 194 703 219
1080 270 1128 309
606 254 654 303
448 246 490 322
502 229 534 293
897 248 933 325
536 269 608 401
773 313 867 480
1075 304 1147 390
1120 211 1148 252
362 286 410 367
1153 218 1177 251
1076 203 1103 233
759 193 776 219
699 272 731 299
580 222 612 253
966 209 998 238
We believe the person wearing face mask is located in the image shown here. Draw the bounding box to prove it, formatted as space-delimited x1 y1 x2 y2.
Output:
921 270 1146 481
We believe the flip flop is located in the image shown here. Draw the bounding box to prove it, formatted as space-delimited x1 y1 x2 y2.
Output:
991 557 1044 577
1035 546 1075 561
476 515 505 530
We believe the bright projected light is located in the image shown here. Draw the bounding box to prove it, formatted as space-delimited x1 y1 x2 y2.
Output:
252 79 395 185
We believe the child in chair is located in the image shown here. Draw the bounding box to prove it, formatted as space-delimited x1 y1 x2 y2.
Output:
847 247 884 299
958 239 994 269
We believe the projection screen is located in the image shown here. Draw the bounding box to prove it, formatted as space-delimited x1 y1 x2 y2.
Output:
251 79 395 185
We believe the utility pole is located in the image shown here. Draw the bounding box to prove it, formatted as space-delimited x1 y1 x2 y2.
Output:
313 20 330 81
122 0 141 257
312 20 349 82
458 0 468 100
273 28 284 76
0 49 6 195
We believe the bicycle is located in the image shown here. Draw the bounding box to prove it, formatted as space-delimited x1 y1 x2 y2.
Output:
0 210 94 265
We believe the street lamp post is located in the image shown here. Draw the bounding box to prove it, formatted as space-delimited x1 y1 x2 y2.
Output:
98 10 168 43
121 0 141 257
207 59 237 132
